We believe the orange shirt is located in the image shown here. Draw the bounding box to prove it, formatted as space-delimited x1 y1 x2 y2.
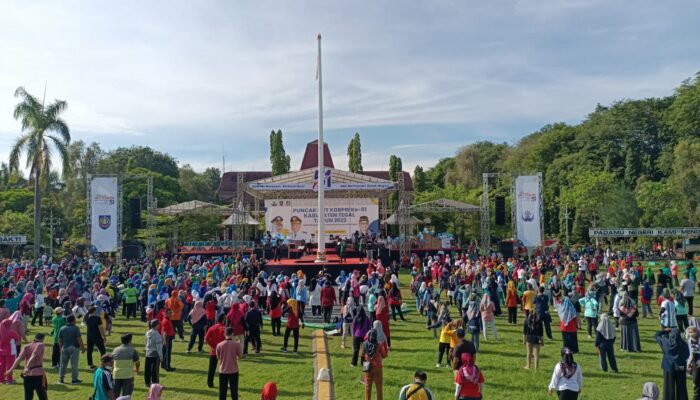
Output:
166 295 184 321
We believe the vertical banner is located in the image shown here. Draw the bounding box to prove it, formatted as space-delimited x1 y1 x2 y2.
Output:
90 177 119 252
515 175 542 247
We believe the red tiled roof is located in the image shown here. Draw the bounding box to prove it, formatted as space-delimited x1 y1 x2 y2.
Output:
300 140 334 170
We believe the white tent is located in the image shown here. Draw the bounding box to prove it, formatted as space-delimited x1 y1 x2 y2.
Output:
156 200 230 216
221 213 259 226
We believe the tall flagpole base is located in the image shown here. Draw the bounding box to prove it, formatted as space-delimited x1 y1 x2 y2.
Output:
315 251 327 262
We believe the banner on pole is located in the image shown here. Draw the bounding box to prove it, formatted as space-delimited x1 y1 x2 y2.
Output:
90 177 119 252
515 175 542 247
589 227 700 238
264 198 379 240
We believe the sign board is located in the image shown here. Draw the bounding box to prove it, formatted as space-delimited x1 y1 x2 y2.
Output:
264 198 379 240
589 227 700 238
90 177 119 252
441 237 452 249
515 175 542 247
0 235 27 245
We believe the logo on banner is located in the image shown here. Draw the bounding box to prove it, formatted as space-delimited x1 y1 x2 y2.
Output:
98 215 112 230
522 210 534 222
312 169 332 191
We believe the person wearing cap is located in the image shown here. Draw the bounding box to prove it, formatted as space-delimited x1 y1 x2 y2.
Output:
58 314 85 385
290 216 310 242
50 306 66 368
92 353 115 400
398 370 434 400
112 333 140 398
6 333 47 400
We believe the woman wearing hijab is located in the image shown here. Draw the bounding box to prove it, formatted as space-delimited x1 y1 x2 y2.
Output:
260 381 277 400
619 291 642 352
638 382 660 400
523 310 543 370
147 383 164 400
465 293 482 352
375 295 391 348
548 347 583 400
267 291 283 337
506 280 519 325
480 291 497 341
454 352 484 400
555 296 579 353
0 319 20 384
342 298 356 349
595 314 618 372
351 307 371 366
387 283 405 322
280 299 303 353
656 328 690 400
578 289 599 339
359 329 388 400
187 300 206 353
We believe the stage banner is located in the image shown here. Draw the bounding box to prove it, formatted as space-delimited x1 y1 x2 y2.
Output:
515 175 542 247
90 177 119 252
264 198 379 240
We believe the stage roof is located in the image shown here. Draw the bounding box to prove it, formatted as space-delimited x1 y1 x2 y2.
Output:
221 213 259 226
156 200 230 216
410 198 482 213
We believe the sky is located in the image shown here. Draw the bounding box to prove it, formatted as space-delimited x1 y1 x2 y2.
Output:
1 1 699 175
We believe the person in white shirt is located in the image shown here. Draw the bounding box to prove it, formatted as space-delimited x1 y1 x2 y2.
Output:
548 347 583 399
31 290 45 326
680 272 695 316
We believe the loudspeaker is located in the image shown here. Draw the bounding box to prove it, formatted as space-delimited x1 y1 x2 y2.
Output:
123 244 141 260
498 240 514 259
495 196 506 225
129 198 142 229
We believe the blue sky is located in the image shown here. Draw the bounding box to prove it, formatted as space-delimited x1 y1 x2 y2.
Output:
1 1 699 174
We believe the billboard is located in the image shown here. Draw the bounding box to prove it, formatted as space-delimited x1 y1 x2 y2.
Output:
90 177 119 252
0 235 27 245
515 175 542 247
589 227 700 237
264 198 379 240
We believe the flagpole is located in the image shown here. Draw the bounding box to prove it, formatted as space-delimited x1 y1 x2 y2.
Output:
316 33 326 262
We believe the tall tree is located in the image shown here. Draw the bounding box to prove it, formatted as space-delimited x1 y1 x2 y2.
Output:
669 139 700 225
389 155 402 181
413 165 427 192
269 129 291 175
347 132 363 173
10 87 70 257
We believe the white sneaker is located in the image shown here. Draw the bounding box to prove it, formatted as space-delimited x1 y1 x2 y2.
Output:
435 363 440 368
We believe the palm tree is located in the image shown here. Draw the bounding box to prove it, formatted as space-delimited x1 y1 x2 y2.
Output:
9 86 70 257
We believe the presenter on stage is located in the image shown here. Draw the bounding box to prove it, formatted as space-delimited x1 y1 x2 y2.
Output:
290 216 311 242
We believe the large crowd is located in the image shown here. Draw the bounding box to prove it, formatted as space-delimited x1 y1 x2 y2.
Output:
0 247 697 400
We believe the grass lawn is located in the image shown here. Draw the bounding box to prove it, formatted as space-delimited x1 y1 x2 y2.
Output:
5 288 675 400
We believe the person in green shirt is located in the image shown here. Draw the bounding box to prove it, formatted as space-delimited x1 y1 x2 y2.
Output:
339 239 348 263
121 282 138 320
112 333 140 398
51 306 66 368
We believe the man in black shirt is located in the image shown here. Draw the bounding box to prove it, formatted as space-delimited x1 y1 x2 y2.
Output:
451 328 476 375
244 302 263 354
85 306 106 369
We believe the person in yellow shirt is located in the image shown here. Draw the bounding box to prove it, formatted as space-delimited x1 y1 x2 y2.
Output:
428 318 456 368
521 284 536 318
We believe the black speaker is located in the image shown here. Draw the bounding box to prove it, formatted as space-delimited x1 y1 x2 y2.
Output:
129 198 142 229
123 244 141 260
495 196 506 225
498 240 513 259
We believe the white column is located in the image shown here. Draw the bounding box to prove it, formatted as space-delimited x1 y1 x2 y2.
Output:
316 33 326 262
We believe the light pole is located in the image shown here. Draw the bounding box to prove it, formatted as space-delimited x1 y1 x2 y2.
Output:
42 208 61 257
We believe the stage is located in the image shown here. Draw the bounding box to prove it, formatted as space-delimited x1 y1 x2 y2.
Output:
264 253 369 278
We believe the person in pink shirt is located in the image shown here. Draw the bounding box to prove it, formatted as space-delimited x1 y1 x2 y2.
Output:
216 327 243 400
6 332 47 400
0 319 20 384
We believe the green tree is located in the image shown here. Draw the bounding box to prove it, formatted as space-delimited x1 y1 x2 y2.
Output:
445 141 509 190
0 210 33 236
0 188 34 213
97 146 178 178
666 72 700 139
560 171 619 241
413 165 427 192
636 180 684 227
425 158 454 190
9 86 70 257
347 132 363 173
669 139 700 225
389 155 402 181
269 130 291 175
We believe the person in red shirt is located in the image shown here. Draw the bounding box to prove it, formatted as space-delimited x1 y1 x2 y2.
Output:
455 352 484 400
160 309 176 371
267 292 283 337
227 303 246 342
205 298 218 329
280 299 304 353
360 328 388 400
204 314 226 389
320 281 336 324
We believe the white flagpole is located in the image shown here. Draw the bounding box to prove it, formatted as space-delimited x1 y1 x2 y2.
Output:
316 33 326 262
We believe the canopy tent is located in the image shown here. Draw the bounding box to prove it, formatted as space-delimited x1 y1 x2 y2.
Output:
221 213 259 226
156 200 231 216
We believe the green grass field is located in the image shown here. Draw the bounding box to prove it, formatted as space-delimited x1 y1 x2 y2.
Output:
5 290 674 399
